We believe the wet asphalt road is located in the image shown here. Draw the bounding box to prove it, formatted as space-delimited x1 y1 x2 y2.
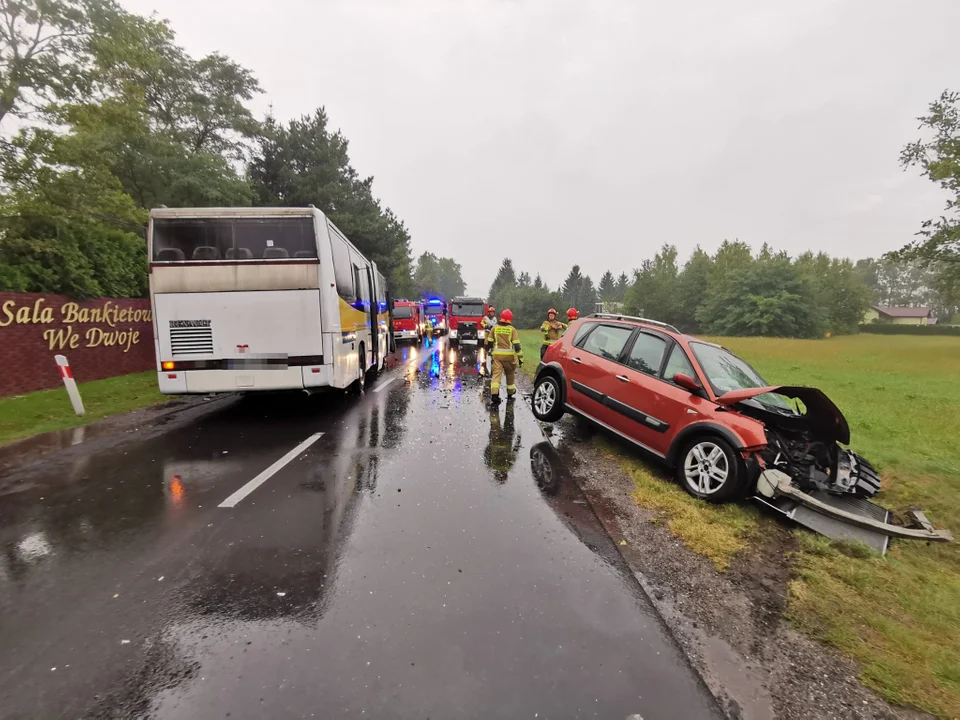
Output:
0 338 720 720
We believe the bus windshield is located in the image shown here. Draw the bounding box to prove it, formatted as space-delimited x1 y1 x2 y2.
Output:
452 302 483 316
152 217 317 261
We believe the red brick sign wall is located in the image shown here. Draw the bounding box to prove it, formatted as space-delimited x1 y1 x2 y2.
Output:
0 292 155 397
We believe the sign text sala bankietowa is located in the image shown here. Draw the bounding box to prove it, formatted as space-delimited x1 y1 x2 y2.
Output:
0 297 152 353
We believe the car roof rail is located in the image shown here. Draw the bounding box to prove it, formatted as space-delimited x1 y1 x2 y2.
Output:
588 313 680 334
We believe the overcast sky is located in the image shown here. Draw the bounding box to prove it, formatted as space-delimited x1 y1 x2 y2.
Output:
124 0 960 295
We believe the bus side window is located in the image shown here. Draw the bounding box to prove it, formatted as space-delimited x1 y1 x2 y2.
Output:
330 229 355 302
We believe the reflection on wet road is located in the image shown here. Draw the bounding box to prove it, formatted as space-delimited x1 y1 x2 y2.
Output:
0 337 719 719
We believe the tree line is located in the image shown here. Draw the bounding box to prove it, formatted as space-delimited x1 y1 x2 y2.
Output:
484 245 957 335
482 260 623 329
0 0 416 298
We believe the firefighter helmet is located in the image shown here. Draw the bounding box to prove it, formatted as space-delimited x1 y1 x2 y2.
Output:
567 308 578 320
500 309 513 323
547 308 557 317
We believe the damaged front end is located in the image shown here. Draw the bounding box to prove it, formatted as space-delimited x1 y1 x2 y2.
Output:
717 386 953 551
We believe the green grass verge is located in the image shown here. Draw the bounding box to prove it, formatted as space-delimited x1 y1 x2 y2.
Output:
602 437 759 571
716 335 960 718
518 329 545 378
524 330 960 717
0 371 167 446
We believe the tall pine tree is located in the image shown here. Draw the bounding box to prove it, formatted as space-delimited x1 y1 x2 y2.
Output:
488 258 518 310
615 272 630 301
598 271 616 300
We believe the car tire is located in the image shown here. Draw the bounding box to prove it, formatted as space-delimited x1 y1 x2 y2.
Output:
532 374 564 423
676 436 747 503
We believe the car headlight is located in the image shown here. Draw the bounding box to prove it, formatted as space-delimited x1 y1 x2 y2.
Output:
478 330 486 339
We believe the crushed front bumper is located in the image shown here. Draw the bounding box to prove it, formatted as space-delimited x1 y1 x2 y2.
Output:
755 469 953 553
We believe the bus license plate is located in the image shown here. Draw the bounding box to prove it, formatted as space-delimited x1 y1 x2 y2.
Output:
226 355 288 370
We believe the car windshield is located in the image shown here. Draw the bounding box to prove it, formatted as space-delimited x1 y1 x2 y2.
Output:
689 342 796 412
393 306 414 319
453 303 483 316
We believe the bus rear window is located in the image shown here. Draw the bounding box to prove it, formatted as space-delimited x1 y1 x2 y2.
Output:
452 303 483 316
393 306 414 319
152 217 317 262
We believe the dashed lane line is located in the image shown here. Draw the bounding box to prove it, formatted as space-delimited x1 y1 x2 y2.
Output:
373 376 399 393
218 432 325 508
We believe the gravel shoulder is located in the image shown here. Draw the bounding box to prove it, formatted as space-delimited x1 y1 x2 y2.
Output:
526 385 934 720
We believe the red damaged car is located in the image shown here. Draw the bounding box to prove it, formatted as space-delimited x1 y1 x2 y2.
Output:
532 314 882 503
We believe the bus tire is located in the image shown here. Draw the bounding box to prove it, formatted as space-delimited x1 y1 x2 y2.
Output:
366 356 380 381
353 345 366 394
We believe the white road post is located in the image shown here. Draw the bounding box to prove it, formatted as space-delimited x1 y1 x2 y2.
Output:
54 354 85 417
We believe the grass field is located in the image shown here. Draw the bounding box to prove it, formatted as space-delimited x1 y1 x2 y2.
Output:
0 371 167 446
519 330 960 717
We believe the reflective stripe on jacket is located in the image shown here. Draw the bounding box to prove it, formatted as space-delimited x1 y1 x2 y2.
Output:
488 322 522 357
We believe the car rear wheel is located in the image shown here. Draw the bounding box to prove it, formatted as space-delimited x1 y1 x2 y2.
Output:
676 436 747 503
532 375 564 423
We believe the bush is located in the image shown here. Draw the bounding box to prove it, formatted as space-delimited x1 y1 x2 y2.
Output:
858 323 960 336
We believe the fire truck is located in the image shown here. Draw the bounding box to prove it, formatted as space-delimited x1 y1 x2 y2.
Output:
392 300 425 343
423 298 448 335
448 296 487 346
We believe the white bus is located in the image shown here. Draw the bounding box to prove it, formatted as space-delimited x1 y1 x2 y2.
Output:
148 207 390 394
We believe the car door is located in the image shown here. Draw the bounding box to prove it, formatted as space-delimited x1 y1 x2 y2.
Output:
652 341 716 452
601 330 672 454
609 337 713 456
564 322 637 432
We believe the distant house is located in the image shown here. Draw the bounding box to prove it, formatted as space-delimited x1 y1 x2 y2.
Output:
863 305 934 326
595 301 625 314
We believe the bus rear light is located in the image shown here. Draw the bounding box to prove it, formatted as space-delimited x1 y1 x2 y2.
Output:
311 368 320 374
162 361 175 370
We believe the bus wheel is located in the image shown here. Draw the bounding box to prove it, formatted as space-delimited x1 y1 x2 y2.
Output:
366 355 380 381
353 345 366 394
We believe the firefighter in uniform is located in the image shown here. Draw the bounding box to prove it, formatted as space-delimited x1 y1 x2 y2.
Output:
484 402 520 483
539 308 566 359
485 309 523 404
480 305 497 377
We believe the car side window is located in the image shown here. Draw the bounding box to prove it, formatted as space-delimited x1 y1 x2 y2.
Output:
662 344 696 382
579 324 634 362
626 332 666 376
572 321 595 348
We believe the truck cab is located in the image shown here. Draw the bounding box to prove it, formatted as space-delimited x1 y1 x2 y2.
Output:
449 297 487 346
392 300 424 344
424 299 448 335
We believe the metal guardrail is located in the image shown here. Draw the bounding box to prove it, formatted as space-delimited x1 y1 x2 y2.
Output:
587 313 680 334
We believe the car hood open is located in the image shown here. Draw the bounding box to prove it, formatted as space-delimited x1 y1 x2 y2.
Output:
715 386 851 445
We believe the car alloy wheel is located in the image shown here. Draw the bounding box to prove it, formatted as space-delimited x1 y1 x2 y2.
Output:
534 380 556 417
683 441 728 495
531 375 564 423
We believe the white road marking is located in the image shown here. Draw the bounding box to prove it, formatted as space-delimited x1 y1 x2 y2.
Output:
373 376 399 393
218 432 325 508
373 344 440 393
